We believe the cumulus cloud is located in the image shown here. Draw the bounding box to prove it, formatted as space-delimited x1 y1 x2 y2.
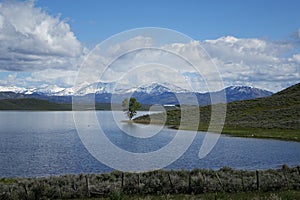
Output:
199 36 299 91
0 72 17 86
292 54 300 63
107 36 153 57
203 36 292 64
25 69 77 87
78 34 300 92
0 0 83 71
91 40 216 92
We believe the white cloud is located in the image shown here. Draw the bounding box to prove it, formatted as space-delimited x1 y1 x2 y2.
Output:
98 41 211 91
0 0 83 71
203 36 291 64
79 35 299 92
0 73 17 86
197 36 299 91
292 54 300 63
107 36 153 57
25 69 77 87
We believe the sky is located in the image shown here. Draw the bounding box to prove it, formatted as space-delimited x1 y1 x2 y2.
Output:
0 0 300 92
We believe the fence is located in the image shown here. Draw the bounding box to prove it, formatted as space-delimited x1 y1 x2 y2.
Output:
1 165 300 199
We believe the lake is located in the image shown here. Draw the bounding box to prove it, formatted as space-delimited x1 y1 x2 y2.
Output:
0 111 300 177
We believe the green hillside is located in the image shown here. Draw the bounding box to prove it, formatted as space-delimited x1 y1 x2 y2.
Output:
135 83 300 141
0 98 71 110
224 82 300 129
0 98 151 111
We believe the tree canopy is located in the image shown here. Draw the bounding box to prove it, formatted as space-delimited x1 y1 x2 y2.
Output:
122 97 141 120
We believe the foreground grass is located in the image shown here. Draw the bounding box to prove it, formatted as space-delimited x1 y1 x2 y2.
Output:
2 166 300 199
63 190 300 200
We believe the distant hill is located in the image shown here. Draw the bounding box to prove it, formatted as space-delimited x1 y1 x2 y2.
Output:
135 82 300 141
0 98 148 111
0 98 71 110
0 91 72 103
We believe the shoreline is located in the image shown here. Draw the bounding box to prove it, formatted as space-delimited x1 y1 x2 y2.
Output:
185 126 300 142
134 120 300 142
3 163 300 179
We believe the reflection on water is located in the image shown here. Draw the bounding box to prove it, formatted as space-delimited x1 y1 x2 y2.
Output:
0 111 300 177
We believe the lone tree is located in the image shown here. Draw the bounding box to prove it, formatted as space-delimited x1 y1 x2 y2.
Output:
122 97 141 120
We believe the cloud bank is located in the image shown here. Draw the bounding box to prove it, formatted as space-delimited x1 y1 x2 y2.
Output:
0 0 83 71
0 1 299 92
95 35 299 92
202 36 299 91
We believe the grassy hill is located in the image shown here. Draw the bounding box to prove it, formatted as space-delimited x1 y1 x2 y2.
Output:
223 82 300 130
134 83 300 141
0 98 72 110
0 98 152 111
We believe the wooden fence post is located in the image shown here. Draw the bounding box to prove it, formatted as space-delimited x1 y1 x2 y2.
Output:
56 181 62 199
241 172 245 191
85 175 90 197
8 185 12 199
21 183 29 200
168 173 174 189
137 173 140 193
256 170 260 190
121 172 124 190
188 172 192 193
72 179 78 192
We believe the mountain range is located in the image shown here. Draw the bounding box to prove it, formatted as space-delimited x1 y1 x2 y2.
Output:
0 83 273 105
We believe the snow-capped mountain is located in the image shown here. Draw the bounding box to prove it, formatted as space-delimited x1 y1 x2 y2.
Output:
0 85 73 103
128 85 273 105
75 82 116 95
224 86 273 101
74 82 189 95
31 85 68 96
134 82 189 94
0 86 29 93
0 83 273 105
0 85 74 96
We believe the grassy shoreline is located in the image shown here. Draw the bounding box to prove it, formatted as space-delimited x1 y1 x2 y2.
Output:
166 124 300 142
221 127 300 142
134 116 300 142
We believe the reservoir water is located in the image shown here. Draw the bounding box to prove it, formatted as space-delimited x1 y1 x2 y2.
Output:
0 111 299 177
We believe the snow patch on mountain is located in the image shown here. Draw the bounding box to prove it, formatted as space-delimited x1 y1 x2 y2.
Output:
226 85 272 94
224 85 273 99
0 85 73 96
0 86 28 93
135 82 189 94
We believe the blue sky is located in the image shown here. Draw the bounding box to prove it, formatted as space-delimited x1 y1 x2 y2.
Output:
35 0 300 42
0 0 299 93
